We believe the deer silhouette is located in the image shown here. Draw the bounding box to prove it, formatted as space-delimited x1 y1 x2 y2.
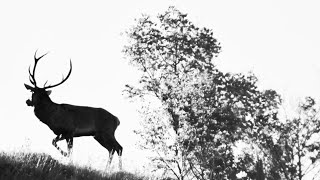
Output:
24 51 122 169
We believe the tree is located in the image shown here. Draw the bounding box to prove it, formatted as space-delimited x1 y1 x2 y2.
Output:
123 6 281 180
259 97 320 180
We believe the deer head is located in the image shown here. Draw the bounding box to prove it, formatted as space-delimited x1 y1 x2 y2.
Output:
25 50 72 107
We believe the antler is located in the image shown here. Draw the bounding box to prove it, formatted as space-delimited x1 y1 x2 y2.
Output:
28 50 72 89
29 50 49 87
43 60 72 89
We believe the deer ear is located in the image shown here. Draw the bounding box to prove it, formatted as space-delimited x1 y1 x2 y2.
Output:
24 84 35 91
46 90 52 95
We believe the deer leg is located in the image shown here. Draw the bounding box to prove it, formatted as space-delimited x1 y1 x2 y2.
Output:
115 141 123 170
108 149 115 167
94 134 116 169
118 153 122 171
66 137 73 157
119 149 123 170
52 134 68 157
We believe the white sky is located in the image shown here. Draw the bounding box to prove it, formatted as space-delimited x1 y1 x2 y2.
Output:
1 0 320 172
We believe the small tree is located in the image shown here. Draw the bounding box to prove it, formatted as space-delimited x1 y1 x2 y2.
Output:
124 7 221 179
260 97 320 180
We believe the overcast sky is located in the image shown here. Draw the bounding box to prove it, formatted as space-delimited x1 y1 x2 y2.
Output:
1 0 319 171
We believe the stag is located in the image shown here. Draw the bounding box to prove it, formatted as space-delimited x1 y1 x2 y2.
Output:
24 51 122 169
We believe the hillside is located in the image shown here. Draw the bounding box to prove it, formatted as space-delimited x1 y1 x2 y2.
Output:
0 151 157 180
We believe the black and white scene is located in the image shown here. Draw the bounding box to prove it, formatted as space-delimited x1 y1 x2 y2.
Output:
1 1 320 180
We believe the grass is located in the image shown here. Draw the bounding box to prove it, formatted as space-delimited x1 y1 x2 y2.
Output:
0 151 157 180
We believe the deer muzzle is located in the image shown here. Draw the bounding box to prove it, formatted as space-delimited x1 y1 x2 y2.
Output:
26 99 34 106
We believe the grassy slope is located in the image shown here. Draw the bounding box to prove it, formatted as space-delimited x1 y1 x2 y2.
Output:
0 151 152 180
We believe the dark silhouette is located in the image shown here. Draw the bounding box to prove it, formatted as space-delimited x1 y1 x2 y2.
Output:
24 50 122 169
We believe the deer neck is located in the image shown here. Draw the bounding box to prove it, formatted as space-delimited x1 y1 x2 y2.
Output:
34 96 58 124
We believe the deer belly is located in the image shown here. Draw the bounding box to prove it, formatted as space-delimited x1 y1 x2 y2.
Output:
74 126 95 136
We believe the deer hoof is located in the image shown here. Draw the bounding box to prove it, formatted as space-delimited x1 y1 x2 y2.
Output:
61 151 68 157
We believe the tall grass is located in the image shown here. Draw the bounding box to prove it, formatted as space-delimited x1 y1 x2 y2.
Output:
0 151 159 180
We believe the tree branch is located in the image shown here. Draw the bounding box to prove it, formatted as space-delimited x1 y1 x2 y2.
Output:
156 150 180 179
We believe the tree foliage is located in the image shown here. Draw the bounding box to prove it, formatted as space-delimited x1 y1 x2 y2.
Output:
123 6 289 180
258 97 320 180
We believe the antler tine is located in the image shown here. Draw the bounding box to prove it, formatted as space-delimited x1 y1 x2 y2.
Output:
33 50 49 78
34 50 49 62
29 50 49 87
28 66 36 85
44 60 72 89
43 80 48 87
